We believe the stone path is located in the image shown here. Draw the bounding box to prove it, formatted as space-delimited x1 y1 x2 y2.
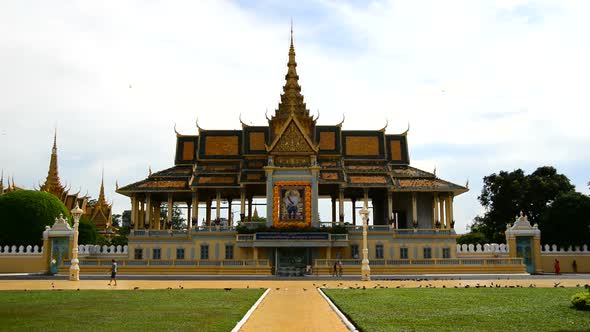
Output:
238 286 349 332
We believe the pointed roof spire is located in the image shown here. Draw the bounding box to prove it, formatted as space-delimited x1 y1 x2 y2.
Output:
275 21 309 118
97 168 107 206
40 130 65 197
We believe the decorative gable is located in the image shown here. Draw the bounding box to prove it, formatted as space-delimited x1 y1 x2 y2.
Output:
272 121 314 153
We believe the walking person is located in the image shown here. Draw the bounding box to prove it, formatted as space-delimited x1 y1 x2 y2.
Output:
108 259 118 286
337 261 343 277
554 258 560 275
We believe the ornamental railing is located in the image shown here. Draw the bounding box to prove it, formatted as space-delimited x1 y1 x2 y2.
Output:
62 259 270 267
236 233 349 242
314 258 523 267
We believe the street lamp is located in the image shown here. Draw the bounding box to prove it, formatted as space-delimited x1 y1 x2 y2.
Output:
359 207 371 281
69 204 84 281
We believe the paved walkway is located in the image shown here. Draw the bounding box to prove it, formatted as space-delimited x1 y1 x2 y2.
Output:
1 277 589 332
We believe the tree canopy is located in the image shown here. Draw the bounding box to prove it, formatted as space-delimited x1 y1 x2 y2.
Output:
470 166 580 244
0 190 70 246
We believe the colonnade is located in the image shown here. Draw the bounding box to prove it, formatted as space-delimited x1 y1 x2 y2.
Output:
130 189 259 230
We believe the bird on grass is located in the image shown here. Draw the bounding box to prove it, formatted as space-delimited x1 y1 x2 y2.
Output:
554 282 561 288
133 287 140 290
224 288 232 291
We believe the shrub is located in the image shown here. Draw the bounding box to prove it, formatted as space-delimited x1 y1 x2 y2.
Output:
571 289 590 311
0 190 70 246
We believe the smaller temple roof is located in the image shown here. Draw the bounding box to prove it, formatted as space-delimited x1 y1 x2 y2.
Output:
117 165 193 195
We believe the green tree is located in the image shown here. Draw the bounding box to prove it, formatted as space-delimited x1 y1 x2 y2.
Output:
121 210 131 227
160 206 186 229
0 190 70 246
110 226 130 246
470 166 575 243
78 216 98 244
111 214 121 228
540 192 590 246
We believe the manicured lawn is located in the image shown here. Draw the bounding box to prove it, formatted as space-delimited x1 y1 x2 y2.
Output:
0 289 264 332
324 287 590 332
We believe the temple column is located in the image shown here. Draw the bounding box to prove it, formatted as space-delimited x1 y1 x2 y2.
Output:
448 194 454 229
363 189 369 209
253 247 258 260
206 199 212 226
351 198 357 226
247 197 253 222
412 192 417 228
131 196 137 230
227 197 233 228
153 201 161 230
433 193 439 228
191 191 198 230
167 194 173 230
139 199 145 229
187 201 192 230
145 194 152 229
331 196 336 226
326 247 331 260
240 189 246 222
387 190 394 228
338 189 345 225
439 196 445 229
215 191 221 223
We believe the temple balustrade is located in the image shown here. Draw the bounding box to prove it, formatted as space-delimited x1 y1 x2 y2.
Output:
0 245 43 255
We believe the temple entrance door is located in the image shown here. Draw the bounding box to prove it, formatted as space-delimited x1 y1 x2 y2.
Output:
275 248 311 277
516 236 534 273
49 237 69 275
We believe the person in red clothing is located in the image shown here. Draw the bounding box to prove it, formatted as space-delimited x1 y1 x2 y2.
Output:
554 259 560 275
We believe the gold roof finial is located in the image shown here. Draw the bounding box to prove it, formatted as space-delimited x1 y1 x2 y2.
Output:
40 129 65 196
98 167 106 205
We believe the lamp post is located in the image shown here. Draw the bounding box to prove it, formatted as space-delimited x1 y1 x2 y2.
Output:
69 204 84 281
359 207 371 281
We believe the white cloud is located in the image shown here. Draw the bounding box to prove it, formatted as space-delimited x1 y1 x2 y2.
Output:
1 1 588 233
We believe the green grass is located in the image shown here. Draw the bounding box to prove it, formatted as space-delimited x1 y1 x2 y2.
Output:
0 289 264 332
324 288 590 332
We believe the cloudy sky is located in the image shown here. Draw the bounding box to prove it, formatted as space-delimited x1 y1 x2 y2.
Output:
1 0 588 233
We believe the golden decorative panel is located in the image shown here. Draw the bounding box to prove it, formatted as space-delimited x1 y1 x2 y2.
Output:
249 132 266 151
200 165 238 171
320 161 337 167
274 156 310 167
398 179 445 188
345 136 379 155
205 136 239 156
246 174 262 181
197 177 235 184
273 181 312 227
319 132 336 150
138 181 187 188
347 165 386 171
390 140 402 160
182 142 194 160
321 172 339 180
273 122 312 153
349 176 388 184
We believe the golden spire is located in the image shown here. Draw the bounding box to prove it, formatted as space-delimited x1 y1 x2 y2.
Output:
97 168 107 206
40 129 65 196
275 22 308 118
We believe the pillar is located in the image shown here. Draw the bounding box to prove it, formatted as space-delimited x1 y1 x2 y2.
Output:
153 202 161 230
338 189 345 224
351 198 357 226
215 191 221 223
187 201 192 230
139 199 145 230
253 247 258 260
145 194 152 229
433 193 439 228
411 192 417 228
191 191 198 230
206 199 212 225
131 196 138 230
247 197 253 222
450 197 454 229
166 194 173 230
331 196 336 226
439 195 445 229
363 189 369 209
326 247 331 260
240 189 246 222
387 190 393 227
227 197 233 227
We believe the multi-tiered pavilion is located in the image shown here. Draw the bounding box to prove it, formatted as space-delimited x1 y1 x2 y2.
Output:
117 31 470 275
